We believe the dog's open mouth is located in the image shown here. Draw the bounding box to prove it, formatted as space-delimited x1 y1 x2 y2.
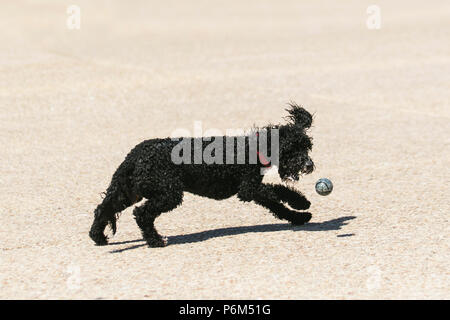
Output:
283 172 300 182
282 166 313 182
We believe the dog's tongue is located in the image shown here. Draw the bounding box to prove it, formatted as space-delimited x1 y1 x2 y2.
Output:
257 151 271 167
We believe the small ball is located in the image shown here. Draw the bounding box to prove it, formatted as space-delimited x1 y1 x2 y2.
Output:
315 178 333 196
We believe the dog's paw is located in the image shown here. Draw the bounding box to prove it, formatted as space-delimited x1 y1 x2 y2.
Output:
288 198 311 210
96 239 109 246
147 236 168 248
288 212 312 226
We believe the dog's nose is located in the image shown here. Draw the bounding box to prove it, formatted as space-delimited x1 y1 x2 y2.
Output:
304 160 314 173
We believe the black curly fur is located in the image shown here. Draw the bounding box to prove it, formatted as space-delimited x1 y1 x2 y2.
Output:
89 103 315 247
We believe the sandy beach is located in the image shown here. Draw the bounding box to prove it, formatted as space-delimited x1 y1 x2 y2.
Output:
0 0 449 299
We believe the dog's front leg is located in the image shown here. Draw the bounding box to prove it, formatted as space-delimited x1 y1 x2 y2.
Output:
271 184 311 210
237 180 311 225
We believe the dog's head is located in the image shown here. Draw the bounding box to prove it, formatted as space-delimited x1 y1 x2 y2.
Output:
277 103 315 181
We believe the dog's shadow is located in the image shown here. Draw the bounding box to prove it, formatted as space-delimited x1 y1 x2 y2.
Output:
108 216 356 253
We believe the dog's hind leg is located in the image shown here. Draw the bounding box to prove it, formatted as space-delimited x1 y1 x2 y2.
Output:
133 187 183 248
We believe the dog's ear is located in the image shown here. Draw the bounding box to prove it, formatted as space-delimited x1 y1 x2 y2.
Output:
285 103 313 129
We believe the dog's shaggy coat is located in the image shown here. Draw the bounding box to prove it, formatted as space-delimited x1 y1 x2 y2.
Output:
89 103 315 247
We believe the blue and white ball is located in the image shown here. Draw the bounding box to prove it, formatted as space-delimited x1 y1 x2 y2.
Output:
315 178 333 196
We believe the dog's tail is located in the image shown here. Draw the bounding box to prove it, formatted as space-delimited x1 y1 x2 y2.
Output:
95 160 138 235
94 187 121 235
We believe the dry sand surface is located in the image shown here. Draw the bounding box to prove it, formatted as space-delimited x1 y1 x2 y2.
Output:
1 0 449 299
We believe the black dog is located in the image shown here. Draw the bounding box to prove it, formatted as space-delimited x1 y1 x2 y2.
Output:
89 103 315 247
